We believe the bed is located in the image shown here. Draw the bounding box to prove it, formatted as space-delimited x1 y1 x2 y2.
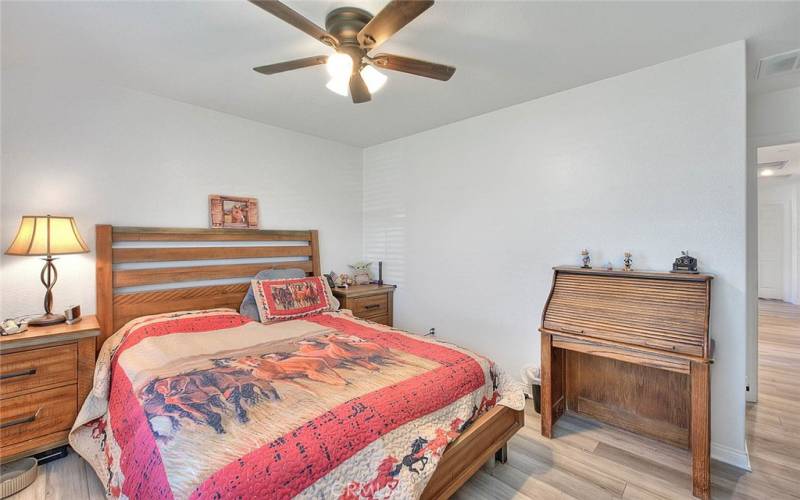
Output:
70 225 524 499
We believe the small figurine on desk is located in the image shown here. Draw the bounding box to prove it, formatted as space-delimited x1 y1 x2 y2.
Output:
606 261 613 271
349 261 372 285
336 273 353 288
580 249 592 269
672 251 699 274
623 252 633 271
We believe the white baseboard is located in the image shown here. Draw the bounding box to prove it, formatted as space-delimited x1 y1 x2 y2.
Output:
711 441 751 471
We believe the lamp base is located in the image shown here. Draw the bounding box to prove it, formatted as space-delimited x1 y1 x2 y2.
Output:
28 313 66 327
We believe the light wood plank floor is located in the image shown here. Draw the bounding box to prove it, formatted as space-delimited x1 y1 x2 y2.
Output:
8 301 799 499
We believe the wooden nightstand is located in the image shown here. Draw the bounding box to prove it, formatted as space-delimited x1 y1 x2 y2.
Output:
332 284 396 326
0 316 99 463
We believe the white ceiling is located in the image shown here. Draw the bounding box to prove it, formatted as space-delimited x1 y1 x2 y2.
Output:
3 1 800 147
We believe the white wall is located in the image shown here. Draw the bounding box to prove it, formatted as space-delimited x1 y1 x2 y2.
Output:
364 42 749 466
750 87 800 145
1 69 363 320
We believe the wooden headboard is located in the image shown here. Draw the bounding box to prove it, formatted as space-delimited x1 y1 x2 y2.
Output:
95 225 320 350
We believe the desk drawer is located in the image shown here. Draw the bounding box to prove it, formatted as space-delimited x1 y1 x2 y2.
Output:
0 344 77 398
351 295 388 317
0 385 77 447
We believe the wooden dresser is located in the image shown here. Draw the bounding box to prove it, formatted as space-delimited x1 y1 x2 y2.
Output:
0 316 99 463
539 267 713 499
332 284 395 326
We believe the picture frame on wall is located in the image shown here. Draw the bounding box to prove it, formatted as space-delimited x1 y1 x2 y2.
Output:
209 195 260 229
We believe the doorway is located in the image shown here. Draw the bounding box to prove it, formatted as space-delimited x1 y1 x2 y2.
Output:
749 141 800 404
757 142 800 305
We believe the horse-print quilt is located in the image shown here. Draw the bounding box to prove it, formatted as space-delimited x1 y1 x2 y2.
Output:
69 309 525 499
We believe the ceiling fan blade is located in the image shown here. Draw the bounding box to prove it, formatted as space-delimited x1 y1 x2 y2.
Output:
349 71 372 104
357 0 434 50
370 54 455 81
253 56 328 75
249 0 339 47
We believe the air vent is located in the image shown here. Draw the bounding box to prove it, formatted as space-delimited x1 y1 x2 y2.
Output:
756 49 800 79
757 160 789 170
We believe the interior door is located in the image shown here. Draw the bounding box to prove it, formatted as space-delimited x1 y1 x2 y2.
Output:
758 203 784 300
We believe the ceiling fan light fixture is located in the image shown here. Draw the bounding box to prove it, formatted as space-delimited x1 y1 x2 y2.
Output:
326 76 350 97
361 65 387 93
326 66 387 98
326 52 353 80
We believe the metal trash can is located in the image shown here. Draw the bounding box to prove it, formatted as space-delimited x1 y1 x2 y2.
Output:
532 382 541 414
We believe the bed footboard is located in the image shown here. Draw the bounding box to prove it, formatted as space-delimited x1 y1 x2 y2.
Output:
421 405 524 499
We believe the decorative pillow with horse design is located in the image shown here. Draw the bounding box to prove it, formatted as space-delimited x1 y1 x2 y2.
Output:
239 268 307 321
251 276 335 321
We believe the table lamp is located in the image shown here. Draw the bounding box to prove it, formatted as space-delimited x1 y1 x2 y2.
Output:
5 215 89 326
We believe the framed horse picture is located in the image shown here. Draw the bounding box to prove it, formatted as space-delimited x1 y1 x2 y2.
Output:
209 195 260 229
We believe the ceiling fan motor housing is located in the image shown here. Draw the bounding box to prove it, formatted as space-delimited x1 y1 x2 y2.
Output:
325 7 373 70
325 7 373 44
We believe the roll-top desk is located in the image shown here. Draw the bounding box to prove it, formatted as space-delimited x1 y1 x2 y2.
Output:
539 267 713 499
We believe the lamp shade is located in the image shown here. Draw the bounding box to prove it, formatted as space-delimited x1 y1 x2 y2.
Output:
5 215 89 256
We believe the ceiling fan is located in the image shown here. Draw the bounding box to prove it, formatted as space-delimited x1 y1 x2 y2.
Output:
249 0 456 103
